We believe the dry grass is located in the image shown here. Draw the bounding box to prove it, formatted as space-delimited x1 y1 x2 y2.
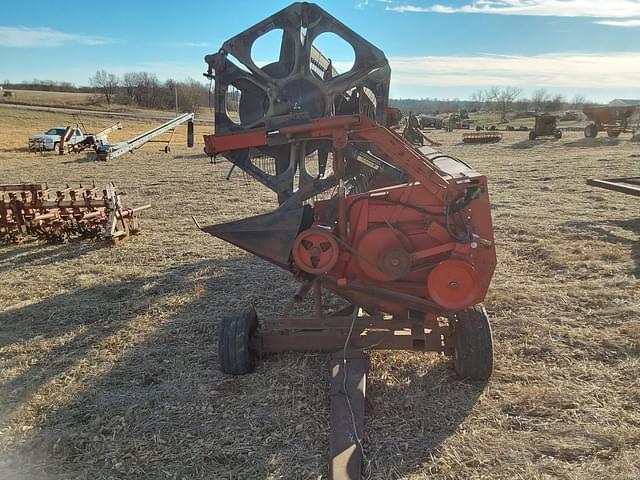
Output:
0 90 182 117
0 111 639 479
0 90 100 109
0 89 216 119
0 109 211 152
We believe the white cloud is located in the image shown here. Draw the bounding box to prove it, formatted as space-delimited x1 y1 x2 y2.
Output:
595 19 640 27
386 1 640 21
0 26 116 48
356 0 370 8
389 52 640 89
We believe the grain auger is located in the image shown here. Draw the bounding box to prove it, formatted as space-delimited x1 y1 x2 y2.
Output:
0 183 150 245
199 3 497 478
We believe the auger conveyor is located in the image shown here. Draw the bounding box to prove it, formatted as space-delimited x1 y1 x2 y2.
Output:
96 112 194 160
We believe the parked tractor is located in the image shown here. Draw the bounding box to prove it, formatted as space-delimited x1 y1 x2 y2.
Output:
529 113 562 140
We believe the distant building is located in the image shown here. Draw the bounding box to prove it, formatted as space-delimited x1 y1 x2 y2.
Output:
609 99 640 107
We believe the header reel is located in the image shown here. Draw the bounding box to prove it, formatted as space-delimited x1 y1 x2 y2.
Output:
204 1 392 203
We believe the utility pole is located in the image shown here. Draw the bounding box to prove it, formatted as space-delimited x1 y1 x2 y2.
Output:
175 84 178 116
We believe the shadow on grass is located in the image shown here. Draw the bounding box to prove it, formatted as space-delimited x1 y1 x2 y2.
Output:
1 255 483 479
563 137 620 148
61 154 98 164
175 152 209 161
365 363 486 478
0 240 103 275
509 138 564 150
0 147 31 153
508 139 539 150
564 218 640 275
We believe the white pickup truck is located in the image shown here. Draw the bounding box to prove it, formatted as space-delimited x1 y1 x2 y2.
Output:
29 127 86 152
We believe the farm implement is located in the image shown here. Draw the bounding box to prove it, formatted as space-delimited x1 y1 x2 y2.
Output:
28 118 122 155
583 105 637 138
95 112 195 160
402 112 441 146
586 177 640 197
200 3 496 478
529 113 562 140
462 132 503 144
0 183 149 245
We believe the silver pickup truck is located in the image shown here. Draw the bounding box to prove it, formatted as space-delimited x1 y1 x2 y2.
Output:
29 127 86 152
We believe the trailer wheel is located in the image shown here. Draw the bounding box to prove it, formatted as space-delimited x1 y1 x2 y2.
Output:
584 124 598 138
453 306 493 381
218 308 259 375
554 130 563 139
528 131 536 141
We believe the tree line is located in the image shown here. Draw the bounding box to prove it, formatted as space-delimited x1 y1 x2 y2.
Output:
4 76 597 120
391 87 594 120
2 79 92 93
89 70 209 113
2 71 211 113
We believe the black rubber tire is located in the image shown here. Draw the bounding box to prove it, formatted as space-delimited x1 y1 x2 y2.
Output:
555 130 563 139
218 308 258 375
584 124 598 138
528 131 536 141
453 306 494 381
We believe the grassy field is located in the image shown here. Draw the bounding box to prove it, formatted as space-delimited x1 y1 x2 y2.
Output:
0 109 212 153
0 89 214 119
0 109 639 479
0 90 100 109
0 89 143 113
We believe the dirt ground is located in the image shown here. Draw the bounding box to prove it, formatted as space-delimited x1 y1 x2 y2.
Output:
1 110 639 479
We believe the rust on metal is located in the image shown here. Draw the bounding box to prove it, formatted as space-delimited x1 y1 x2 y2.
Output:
0 183 149 244
203 3 497 478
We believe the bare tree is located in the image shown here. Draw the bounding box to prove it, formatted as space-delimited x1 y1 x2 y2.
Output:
531 88 550 112
549 93 565 112
122 72 140 103
90 70 119 106
486 86 522 123
135 72 161 108
470 89 486 110
571 94 587 109
484 86 501 113
176 78 209 112
500 87 522 123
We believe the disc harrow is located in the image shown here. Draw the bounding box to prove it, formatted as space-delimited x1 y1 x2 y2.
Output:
462 132 503 144
0 183 150 245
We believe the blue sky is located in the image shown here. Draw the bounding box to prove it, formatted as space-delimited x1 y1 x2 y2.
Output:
0 0 639 102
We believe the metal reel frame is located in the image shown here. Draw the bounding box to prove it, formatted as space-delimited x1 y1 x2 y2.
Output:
204 2 391 204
